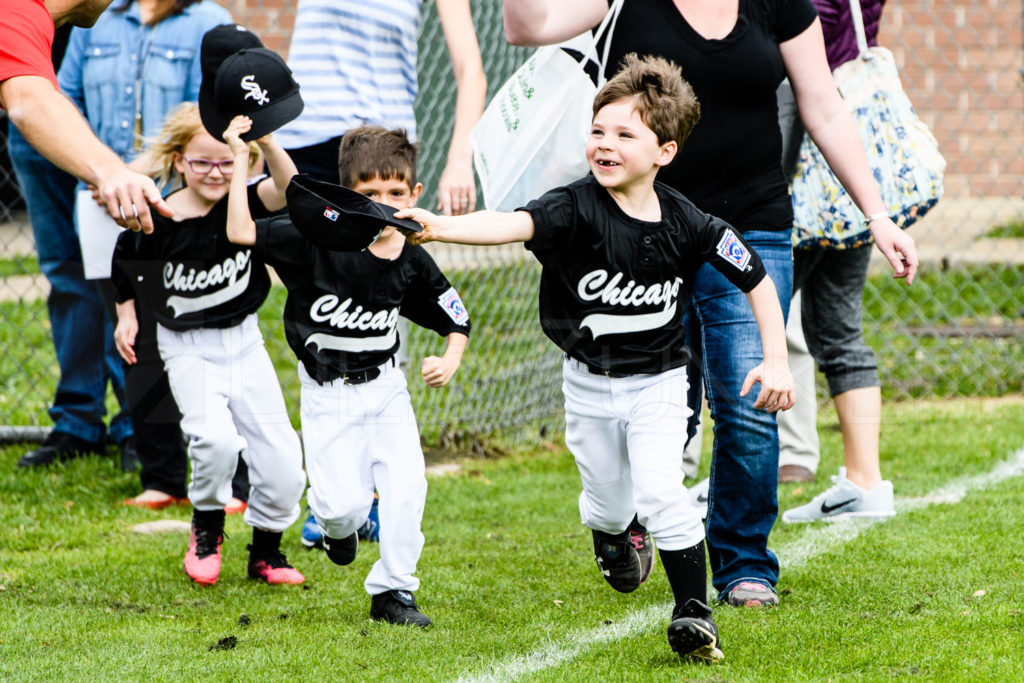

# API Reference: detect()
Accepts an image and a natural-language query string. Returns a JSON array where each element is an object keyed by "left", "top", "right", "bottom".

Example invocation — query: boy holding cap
[{"left": 226, "top": 126, "right": 471, "bottom": 628}]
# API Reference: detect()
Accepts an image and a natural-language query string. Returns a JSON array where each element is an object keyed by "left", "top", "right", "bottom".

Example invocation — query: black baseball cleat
[
  {"left": 322, "top": 532, "right": 358, "bottom": 566},
  {"left": 592, "top": 529, "right": 642, "bottom": 593},
  {"left": 626, "top": 519, "right": 655, "bottom": 585},
  {"left": 370, "top": 590, "right": 431, "bottom": 628},
  {"left": 17, "top": 431, "right": 105, "bottom": 468},
  {"left": 667, "top": 599, "right": 724, "bottom": 663}
]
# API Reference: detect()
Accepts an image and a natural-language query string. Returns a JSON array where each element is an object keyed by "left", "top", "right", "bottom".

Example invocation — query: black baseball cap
[
  {"left": 286, "top": 174, "right": 423, "bottom": 252},
  {"left": 198, "top": 24, "right": 263, "bottom": 137},
  {"left": 200, "top": 48, "right": 304, "bottom": 142}
]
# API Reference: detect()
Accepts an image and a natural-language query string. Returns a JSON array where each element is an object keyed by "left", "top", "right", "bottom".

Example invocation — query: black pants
[{"left": 285, "top": 135, "right": 344, "bottom": 183}]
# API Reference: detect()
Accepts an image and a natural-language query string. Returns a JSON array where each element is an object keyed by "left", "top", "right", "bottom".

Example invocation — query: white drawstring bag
[
  {"left": 471, "top": 0, "right": 624, "bottom": 212},
  {"left": 790, "top": 0, "right": 945, "bottom": 249}
]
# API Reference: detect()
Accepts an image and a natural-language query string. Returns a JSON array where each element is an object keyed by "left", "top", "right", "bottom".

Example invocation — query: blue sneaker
[
  {"left": 301, "top": 508, "right": 323, "bottom": 549},
  {"left": 357, "top": 492, "right": 380, "bottom": 542}
]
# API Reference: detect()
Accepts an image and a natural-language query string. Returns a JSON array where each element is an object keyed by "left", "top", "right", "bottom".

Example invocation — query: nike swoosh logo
[
  {"left": 821, "top": 498, "right": 858, "bottom": 514},
  {"left": 696, "top": 493, "right": 708, "bottom": 503}
]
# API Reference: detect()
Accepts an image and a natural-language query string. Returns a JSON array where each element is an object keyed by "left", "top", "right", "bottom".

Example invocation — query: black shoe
[
  {"left": 17, "top": 431, "right": 105, "bottom": 468},
  {"left": 370, "top": 590, "right": 431, "bottom": 628},
  {"left": 667, "top": 599, "right": 723, "bottom": 662},
  {"left": 118, "top": 436, "right": 140, "bottom": 473},
  {"left": 322, "top": 532, "right": 358, "bottom": 566},
  {"left": 592, "top": 529, "right": 642, "bottom": 593},
  {"left": 627, "top": 519, "right": 655, "bottom": 585}
]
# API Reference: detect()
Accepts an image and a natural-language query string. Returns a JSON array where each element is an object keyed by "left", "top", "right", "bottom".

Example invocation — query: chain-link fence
[{"left": 1, "top": 0, "right": 1021, "bottom": 448}]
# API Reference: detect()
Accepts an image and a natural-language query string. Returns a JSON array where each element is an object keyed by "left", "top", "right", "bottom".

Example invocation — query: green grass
[
  {"left": 984, "top": 219, "right": 1024, "bottom": 239},
  {"left": 2, "top": 397, "right": 1024, "bottom": 680},
  {"left": 0, "top": 256, "right": 40, "bottom": 278}
]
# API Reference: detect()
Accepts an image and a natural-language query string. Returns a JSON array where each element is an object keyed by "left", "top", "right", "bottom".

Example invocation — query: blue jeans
[
  {"left": 8, "top": 125, "right": 130, "bottom": 444},
  {"left": 684, "top": 229, "right": 793, "bottom": 597}
]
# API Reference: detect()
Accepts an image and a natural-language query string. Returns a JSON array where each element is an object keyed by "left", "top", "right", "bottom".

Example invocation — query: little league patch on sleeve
[
  {"left": 716, "top": 229, "right": 751, "bottom": 270},
  {"left": 438, "top": 287, "right": 469, "bottom": 325}
]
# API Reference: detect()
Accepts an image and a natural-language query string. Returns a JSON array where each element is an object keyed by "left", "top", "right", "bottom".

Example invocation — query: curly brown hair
[{"left": 593, "top": 53, "right": 701, "bottom": 148}]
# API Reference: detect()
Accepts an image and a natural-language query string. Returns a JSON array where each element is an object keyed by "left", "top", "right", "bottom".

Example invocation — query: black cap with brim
[
  {"left": 286, "top": 175, "right": 423, "bottom": 252},
  {"left": 198, "top": 25, "right": 263, "bottom": 140},
  {"left": 201, "top": 48, "right": 303, "bottom": 142}
]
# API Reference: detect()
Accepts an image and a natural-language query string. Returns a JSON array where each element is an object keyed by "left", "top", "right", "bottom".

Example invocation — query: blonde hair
[
  {"left": 593, "top": 53, "right": 701, "bottom": 147},
  {"left": 146, "top": 102, "right": 260, "bottom": 188}
]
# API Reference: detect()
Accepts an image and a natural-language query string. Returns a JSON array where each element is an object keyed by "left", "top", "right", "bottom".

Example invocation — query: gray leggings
[{"left": 793, "top": 245, "right": 880, "bottom": 397}]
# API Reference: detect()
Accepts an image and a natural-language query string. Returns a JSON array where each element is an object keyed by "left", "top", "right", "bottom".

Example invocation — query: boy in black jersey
[
  {"left": 398, "top": 55, "right": 795, "bottom": 661},
  {"left": 226, "top": 126, "right": 471, "bottom": 628}
]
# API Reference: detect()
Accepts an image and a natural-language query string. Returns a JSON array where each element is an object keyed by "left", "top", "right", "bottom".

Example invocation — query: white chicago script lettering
[
  {"left": 576, "top": 269, "right": 683, "bottom": 339},
  {"left": 305, "top": 294, "right": 399, "bottom": 352},
  {"left": 163, "top": 251, "right": 253, "bottom": 317}
]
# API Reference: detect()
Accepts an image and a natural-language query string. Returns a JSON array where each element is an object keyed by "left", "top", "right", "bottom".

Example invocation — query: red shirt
[{"left": 0, "top": 0, "right": 59, "bottom": 99}]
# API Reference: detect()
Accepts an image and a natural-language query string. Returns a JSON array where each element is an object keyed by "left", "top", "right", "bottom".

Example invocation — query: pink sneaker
[
  {"left": 184, "top": 523, "right": 223, "bottom": 586},
  {"left": 247, "top": 548, "right": 305, "bottom": 585},
  {"left": 725, "top": 581, "right": 779, "bottom": 608}
]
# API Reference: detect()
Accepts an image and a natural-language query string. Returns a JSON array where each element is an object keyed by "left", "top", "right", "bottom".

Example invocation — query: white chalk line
[{"left": 456, "top": 447, "right": 1024, "bottom": 683}]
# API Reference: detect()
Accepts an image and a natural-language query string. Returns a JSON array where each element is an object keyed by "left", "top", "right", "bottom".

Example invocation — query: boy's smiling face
[
  {"left": 351, "top": 174, "right": 423, "bottom": 238},
  {"left": 586, "top": 98, "right": 677, "bottom": 193}
]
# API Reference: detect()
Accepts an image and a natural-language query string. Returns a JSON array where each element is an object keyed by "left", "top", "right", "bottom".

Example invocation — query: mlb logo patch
[
  {"left": 438, "top": 287, "right": 469, "bottom": 325},
  {"left": 716, "top": 230, "right": 751, "bottom": 271},
  {"left": 324, "top": 206, "right": 340, "bottom": 221}
]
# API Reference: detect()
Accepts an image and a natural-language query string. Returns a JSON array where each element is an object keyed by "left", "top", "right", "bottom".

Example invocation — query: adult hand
[
  {"left": 436, "top": 157, "right": 476, "bottom": 216},
  {"left": 870, "top": 217, "right": 919, "bottom": 285},
  {"left": 98, "top": 167, "right": 173, "bottom": 233}
]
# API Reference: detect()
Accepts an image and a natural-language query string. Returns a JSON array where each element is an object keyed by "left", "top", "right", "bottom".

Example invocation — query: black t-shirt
[
  {"left": 522, "top": 176, "right": 766, "bottom": 374},
  {"left": 602, "top": 0, "right": 817, "bottom": 231},
  {"left": 252, "top": 215, "right": 472, "bottom": 382},
  {"left": 112, "top": 182, "right": 274, "bottom": 330}
]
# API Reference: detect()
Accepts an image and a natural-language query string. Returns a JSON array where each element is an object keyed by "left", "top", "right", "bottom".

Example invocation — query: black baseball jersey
[
  {"left": 112, "top": 182, "right": 274, "bottom": 330},
  {"left": 522, "top": 176, "right": 767, "bottom": 374},
  {"left": 252, "top": 215, "right": 471, "bottom": 382}
]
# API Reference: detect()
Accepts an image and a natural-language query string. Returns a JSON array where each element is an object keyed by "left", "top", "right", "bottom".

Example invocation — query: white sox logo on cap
[{"left": 240, "top": 75, "right": 269, "bottom": 106}]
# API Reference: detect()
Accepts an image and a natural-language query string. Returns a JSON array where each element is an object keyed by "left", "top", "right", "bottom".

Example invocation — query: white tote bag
[
  {"left": 471, "top": 0, "right": 623, "bottom": 212},
  {"left": 790, "top": 0, "right": 945, "bottom": 249}
]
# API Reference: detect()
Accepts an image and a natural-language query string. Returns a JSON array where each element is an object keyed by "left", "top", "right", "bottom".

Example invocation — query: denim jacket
[{"left": 57, "top": 1, "right": 232, "bottom": 161}]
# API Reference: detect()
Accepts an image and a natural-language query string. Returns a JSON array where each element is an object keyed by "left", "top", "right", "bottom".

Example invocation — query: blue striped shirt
[{"left": 277, "top": 0, "right": 422, "bottom": 149}]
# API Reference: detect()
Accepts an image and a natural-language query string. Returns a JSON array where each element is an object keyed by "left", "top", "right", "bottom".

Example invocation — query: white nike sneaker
[
  {"left": 688, "top": 477, "right": 710, "bottom": 520},
  {"left": 781, "top": 467, "right": 895, "bottom": 523}
]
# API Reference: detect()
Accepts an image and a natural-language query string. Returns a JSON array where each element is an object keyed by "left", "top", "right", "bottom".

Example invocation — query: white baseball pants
[
  {"left": 299, "top": 361, "right": 427, "bottom": 595},
  {"left": 157, "top": 315, "right": 305, "bottom": 531},
  {"left": 562, "top": 358, "right": 705, "bottom": 551}
]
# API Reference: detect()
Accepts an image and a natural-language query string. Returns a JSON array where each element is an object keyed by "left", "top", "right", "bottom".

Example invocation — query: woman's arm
[
  {"left": 255, "top": 132, "right": 298, "bottom": 212},
  {"left": 434, "top": 0, "right": 487, "bottom": 216},
  {"left": 395, "top": 207, "right": 536, "bottom": 245},
  {"left": 781, "top": 19, "right": 918, "bottom": 284},
  {"left": 502, "top": 0, "right": 608, "bottom": 46}
]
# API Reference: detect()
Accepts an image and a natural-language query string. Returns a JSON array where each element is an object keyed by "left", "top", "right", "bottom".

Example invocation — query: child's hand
[
  {"left": 740, "top": 361, "right": 795, "bottom": 413},
  {"left": 393, "top": 207, "right": 443, "bottom": 245},
  {"left": 421, "top": 354, "right": 459, "bottom": 388},
  {"left": 114, "top": 315, "right": 139, "bottom": 365},
  {"left": 222, "top": 116, "right": 253, "bottom": 156},
  {"left": 255, "top": 131, "right": 276, "bottom": 149}
]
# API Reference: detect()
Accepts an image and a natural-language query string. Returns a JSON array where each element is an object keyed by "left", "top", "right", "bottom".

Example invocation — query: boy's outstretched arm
[
  {"left": 739, "top": 276, "right": 795, "bottom": 413},
  {"left": 395, "top": 208, "right": 535, "bottom": 245},
  {"left": 422, "top": 332, "right": 468, "bottom": 388},
  {"left": 224, "top": 116, "right": 258, "bottom": 246}
]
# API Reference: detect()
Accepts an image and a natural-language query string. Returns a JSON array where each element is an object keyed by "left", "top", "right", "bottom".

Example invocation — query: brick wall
[{"left": 224, "top": 0, "right": 1024, "bottom": 199}]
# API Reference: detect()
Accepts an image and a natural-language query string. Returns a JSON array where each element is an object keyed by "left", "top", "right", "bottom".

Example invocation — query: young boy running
[
  {"left": 398, "top": 54, "right": 795, "bottom": 661},
  {"left": 226, "top": 126, "right": 470, "bottom": 627}
]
